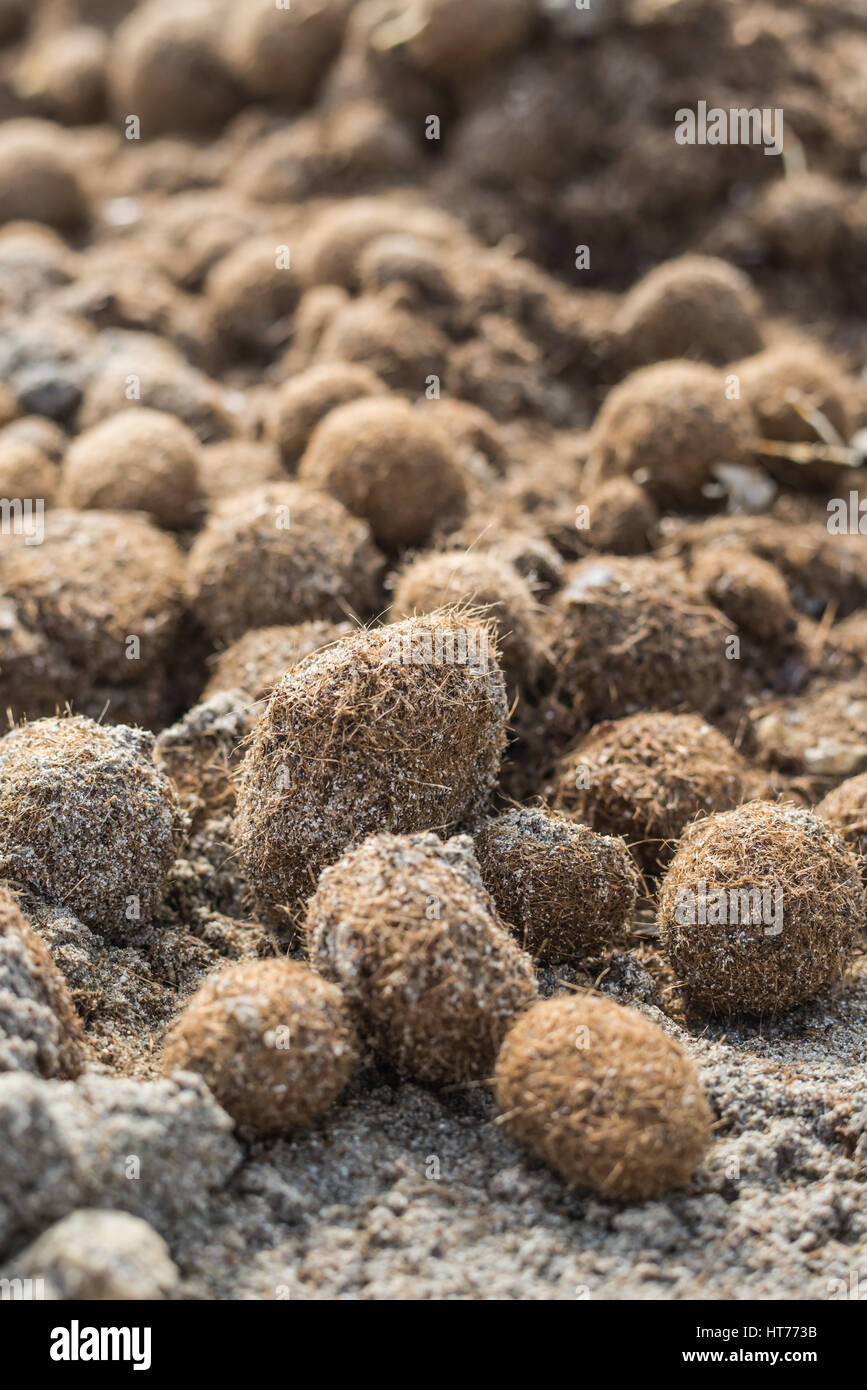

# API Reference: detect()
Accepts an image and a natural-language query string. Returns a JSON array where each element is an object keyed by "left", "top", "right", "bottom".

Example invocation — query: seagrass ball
[
  {"left": 162, "top": 959, "right": 359, "bottom": 1136},
  {"left": 473, "top": 807, "right": 640, "bottom": 962},
  {"left": 494, "top": 993, "right": 713, "bottom": 1199},
  {"left": 0, "top": 120, "right": 87, "bottom": 230},
  {"left": 204, "top": 621, "right": 352, "bottom": 702},
  {"left": 306, "top": 831, "right": 537, "bottom": 1084},
  {"left": 267, "top": 362, "right": 383, "bottom": 468},
  {"left": 61, "top": 408, "right": 202, "bottom": 530},
  {"left": 0, "top": 884, "right": 86, "bottom": 1079},
  {"left": 815, "top": 773, "right": 867, "bottom": 880},
  {"left": 613, "top": 255, "right": 763, "bottom": 367},
  {"left": 658, "top": 801, "right": 864, "bottom": 1015}
]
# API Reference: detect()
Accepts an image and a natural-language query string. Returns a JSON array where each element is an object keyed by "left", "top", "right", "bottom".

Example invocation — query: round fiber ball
[
  {"left": 613, "top": 255, "right": 763, "bottom": 368},
  {"left": 306, "top": 831, "right": 536, "bottom": 1084},
  {"left": 315, "top": 295, "right": 450, "bottom": 393},
  {"left": 552, "top": 712, "right": 747, "bottom": 874},
  {"left": 494, "top": 994, "right": 713, "bottom": 1199},
  {"left": 390, "top": 549, "right": 542, "bottom": 689},
  {"left": 204, "top": 620, "right": 352, "bottom": 702},
  {"left": 757, "top": 173, "right": 847, "bottom": 267},
  {"left": 206, "top": 236, "right": 300, "bottom": 359},
  {"left": 815, "top": 773, "right": 867, "bottom": 878},
  {"left": 395, "top": 0, "right": 537, "bottom": 84},
  {"left": 61, "top": 408, "right": 202, "bottom": 530},
  {"left": 584, "top": 478, "right": 658, "bottom": 555},
  {"left": 267, "top": 362, "right": 383, "bottom": 469},
  {"left": 0, "top": 716, "right": 185, "bottom": 941},
  {"left": 14, "top": 26, "right": 109, "bottom": 126},
  {"left": 736, "top": 343, "right": 851, "bottom": 445},
  {"left": 0, "top": 884, "right": 86, "bottom": 1079},
  {"left": 547, "top": 558, "right": 731, "bottom": 729},
  {"left": 234, "top": 610, "right": 508, "bottom": 915},
  {"left": 586, "top": 361, "right": 757, "bottom": 510},
  {"left": 0, "top": 121, "right": 87, "bottom": 230},
  {"left": 0, "top": 415, "right": 67, "bottom": 463},
  {"left": 197, "top": 440, "right": 284, "bottom": 502},
  {"left": 110, "top": 0, "right": 243, "bottom": 137},
  {"left": 162, "top": 959, "right": 359, "bottom": 1136},
  {"left": 186, "top": 482, "right": 383, "bottom": 645},
  {"left": 473, "top": 807, "right": 639, "bottom": 962},
  {"left": 298, "top": 396, "right": 467, "bottom": 550},
  {"left": 226, "top": 0, "right": 349, "bottom": 105},
  {"left": 0, "top": 439, "right": 59, "bottom": 504},
  {"left": 690, "top": 547, "right": 796, "bottom": 641},
  {"left": 658, "top": 801, "right": 864, "bottom": 1016},
  {"left": 154, "top": 691, "right": 253, "bottom": 831}
]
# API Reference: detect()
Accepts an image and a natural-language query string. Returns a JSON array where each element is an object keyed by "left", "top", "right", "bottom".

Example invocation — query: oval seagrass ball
[
  {"left": 658, "top": 801, "right": 864, "bottom": 1016},
  {"left": 161, "top": 959, "right": 359, "bottom": 1137},
  {"left": 0, "top": 715, "right": 185, "bottom": 941},
  {"left": 306, "top": 831, "right": 537, "bottom": 1085},
  {"left": 494, "top": 993, "right": 713, "bottom": 1200},
  {"left": 234, "top": 609, "right": 508, "bottom": 917}
]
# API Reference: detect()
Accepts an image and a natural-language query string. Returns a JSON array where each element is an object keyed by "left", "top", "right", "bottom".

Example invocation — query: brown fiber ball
[
  {"left": 162, "top": 959, "right": 359, "bottom": 1136},
  {"left": 552, "top": 713, "right": 747, "bottom": 874},
  {"left": 390, "top": 549, "right": 542, "bottom": 688},
  {"left": 735, "top": 342, "right": 854, "bottom": 489},
  {"left": 473, "top": 807, "right": 639, "bottom": 962},
  {"left": 690, "top": 547, "right": 796, "bottom": 641},
  {"left": 395, "top": 0, "right": 537, "bottom": 84},
  {"left": 0, "top": 716, "right": 185, "bottom": 941},
  {"left": 0, "top": 439, "right": 58, "bottom": 504},
  {"left": 0, "top": 415, "right": 67, "bottom": 463},
  {"left": 547, "top": 558, "right": 731, "bottom": 730},
  {"left": 0, "top": 885, "right": 86, "bottom": 1079},
  {"left": 586, "top": 361, "right": 757, "bottom": 510},
  {"left": 815, "top": 773, "right": 867, "bottom": 879},
  {"left": 61, "top": 408, "right": 202, "bottom": 530},
  {"left": 613, "top": 255, "right": 763, "bottom": 368},
  {"left": 315, "top": 295, "right": 450, "bottom": 393},
  {"left": 494, "top": 994, "right": 713, "bottom": 1199},
  {"left": 299, "top": 396, "right": 467, "bottom": 550},
  {"left": 14, "top": 26, "right": 109, "bottom": 126},
  {"left": 204, "top": 621, "right": 352, "bottom": 702},
  {"left": 0, "top": 509, "right": 186, "bottom": 725},
  {"left": 187, "top": 483, "right": 383, "bottom": 645},
  {"left": 300, "top": 199, "right": 459, "bottom": 292},
  {"left": 234, "top": 611, "right": 508, "bottom": 917},
  {"left": 206, "top": 237, "right": 300, "bottom": 359},
  {"left": 154, "top": 691, "right": 253, "bottom": 831},
  {"left": 306, "top": 831, "right": 536, "bottom": 1084},
  {"left": 267, "top": 362, "right": 383, "bottom": 468},
  {"left": 0, "top": 121, "right": 87, "bottom": 230},
  {"left": 583, "top": 478, "right": 658, "bottom": 555},
  {"left": 658, "top": 802, "right": 864, "bottom": 1016},
  {"left": 110, "top": 0, "right": 243, "bottom": 137},
  {"left": 226, "top": 0, "right": 349, "bottom": 105},
  {"left": 196, "top": 440, "right": 284, "bottom": 502}
]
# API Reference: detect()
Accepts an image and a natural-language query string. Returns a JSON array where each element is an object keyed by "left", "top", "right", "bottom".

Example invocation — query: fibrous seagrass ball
[
  {"left": 0, "top": 509, "right": 186, "bottom": 725},
  {"left": 154, "top": 691, "right": 253, "bottom": 831},
  {"left": 552, "top": 712, "right": 747, "bottom": 874},
  {"left": 267, "top": 362, "right": 383, "bottom": 468},
  {"left": 735, "top": 342, "right": 853, "bottom": 489},
  {"left": 395, "top": 0, "right": 537, "bottom": 84},
  {"left": 162, "top": 959, "right": 359, "bottom": 1136},
  {"left": 0, "top": 716, "right": 185, "bottom": 941},
  {"left": 547, "top": 558, "right": 731, "bottom": 730},
  {"left": 390, "top": 549, "right": 542, "bottom": 688},
  {"left": 206, "top": 236, "right": 300, "bottom": 359},
  {"left": 234, "top": 610, "right": 508, "bottom": 915},
  {"left": 584, "top": 477, "right": 657, "bottom": 555},
  {"left": 14, "top": 26, "right": 109, "bottom": 126},
  {"left": 315, "top": 295, "right": 450, "bottom": 393},
  {"left": 586, "top": 360, "right": 756, "bottom": 509},
  {"left": 690, "top": 546, "right": 796, "bottom": 641},
  {"left": 0, "top": 415, "right": 66, "bottom": 464},
  {"left": 186, "top": 483, "right": 383, "bottom": 645},
  {"left": 299, "top": 396, "right": 467, "bottom": 550},
  {"left": 815, "top": 773, "right": 867, "bottom": 879},
  {"left": 0, "top": 120, "right": 87, "bottom": 230},
  {"left": 613, "top": 255, "right": 763, "bottom": 368},
  {"left": 658, "top": 801, "right": 864, "bottom": 1016},
  {"left": 204, "top": 620, "right": 352, "bottom": 702},
  {"left": 0, "top": 438, "right": 58, "bottom": 504},
  {"left": 61, "top": 408, "right": 202, "bottom": 530},
  {"left": 473, "top": 807, "right": 639, "bottom": 962},
  {"left": 110, "top": 0, "right": 243, "bottom": 137},
  {"left": 226, "top": 0, "right": 349, "bottom": 105},
  {"left": 0, "top": 884, "right": 86, "bottom": 1079},
  {"left": 306, "top": 831, "right": 536, "bottom": 1084},
  {"left": 197, "top": 440, "right": 284, "bottom": 502},
  {"left": 494, "top": 994, "right": 713, "bottom": 1199}
]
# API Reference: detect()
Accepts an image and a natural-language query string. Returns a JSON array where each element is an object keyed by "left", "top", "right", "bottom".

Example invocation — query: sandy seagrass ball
[
  {"left": 161, "top": 958, "right": 360, "bottom": 1136},
  {"left": 495, "top": 993, "right": 713, "bottom": 1199},
  {"left": 658, "top": 801, "right": 864, "bottom": 1016},
  {"left": 306, "top": 831, "right": 537, "bottom": 1084}
]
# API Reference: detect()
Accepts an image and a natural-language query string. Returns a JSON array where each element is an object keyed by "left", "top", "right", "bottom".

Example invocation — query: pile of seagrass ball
[{"left": 0, "top": 0, "right": 866, "bottom": 1210}]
